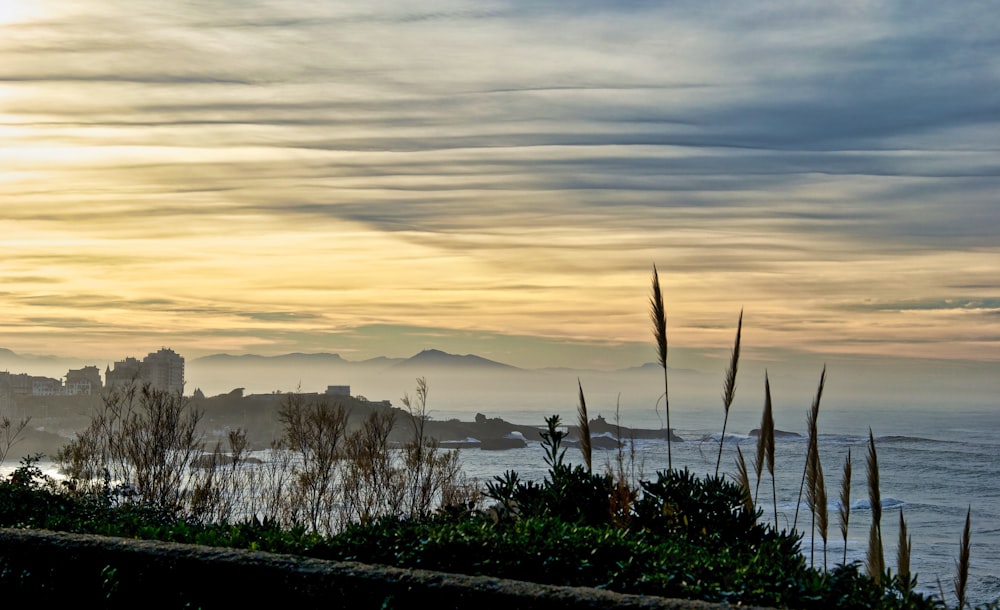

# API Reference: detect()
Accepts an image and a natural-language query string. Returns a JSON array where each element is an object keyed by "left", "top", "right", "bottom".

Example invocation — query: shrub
[{"left": 57, "top": 382, "right": 204, "bottom": 514}]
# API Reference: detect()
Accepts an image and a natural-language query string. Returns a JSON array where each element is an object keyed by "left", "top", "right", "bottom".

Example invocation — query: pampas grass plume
[
  {"left": 955, "top": 507, "right": 971, "bottom": 610},
  {"left": 866, "top": 429, "right": 884, "bottom": 583},
  {"left": 758, "top": 373, "right": 777, "bottom": 526},
  {"left": 898, "top": 508, "right": 911, "bottom": 583},
  {"left": 577, "top": 378, "right": 592, "bottom": 473},
  {"left": 650, "top": 265, "right": 672, "bottom": 470},
  {"left": 839, "top": 449, "right": 852, "bottom": 566},
  {"left": 716, "top": 309, "right": 743, "bottom": 475},
  {"left": 733, "top": 445, "right": 755, "bottom": 518},
  {"left": 794, "top": 365, "right": 826, "bottom": 530}
]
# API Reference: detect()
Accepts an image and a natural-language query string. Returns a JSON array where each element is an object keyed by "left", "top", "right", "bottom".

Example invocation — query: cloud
[
  {"left": 846, "top": 298, "right": 1000, "bottom": 313},
  {"left": 1, "top": 0, "right": 998, "bottom": 370}
]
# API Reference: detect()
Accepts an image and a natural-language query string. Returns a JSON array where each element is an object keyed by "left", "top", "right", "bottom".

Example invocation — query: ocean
[
  {"left": 446, "top": 404, "right": 1000, "bottom": 608},
  {"left": 4, "top": 403, "right": 997, "bottom": 606}
]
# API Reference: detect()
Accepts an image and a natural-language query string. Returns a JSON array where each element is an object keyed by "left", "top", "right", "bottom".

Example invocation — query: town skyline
[
  {"left": 3, "top": 341, "right": 997, "bottom": 418},
  {"left": 1, "top": 346, "right": 185, "bottom": 398}
]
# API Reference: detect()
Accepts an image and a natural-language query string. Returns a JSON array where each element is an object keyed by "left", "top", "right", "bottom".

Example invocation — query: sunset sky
[{"left": 2, "top": 2, "right": 998, "bottom": 385}]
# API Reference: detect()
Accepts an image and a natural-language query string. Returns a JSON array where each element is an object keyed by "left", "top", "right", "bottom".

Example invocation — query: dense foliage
[{"left": 0, "top": 419, "right": 953, "bottom": 610}]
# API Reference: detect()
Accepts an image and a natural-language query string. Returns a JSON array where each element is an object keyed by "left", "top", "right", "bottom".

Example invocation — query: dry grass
[
  {"left": 577, "top": 378, "right": 592, "bottom": 473},
  {"left": 604, "top": 398, "right": 641, "bottom": 528},
  {"left": 733, "top": 445, "right": 755, "bottom": 517},
  {"left": 794, "top": 366, "right": 826, "bottom": 530},
  {"left": 868, "top": 524, "right": 885, "bottom": 585},
  {"left": 866, "top": 429, "right": 885, "bottom": 583},
  {"left": 898, "top": 508, "right": 912, "bottom": 583},
  {"left": 810, "top": 442, "right": 829, "bottom": 570},
  {"left": 755, "top": 373, "right": 777, "bottom": 526},
  {"left": 839, "top": 448, "right": 852, "bottom": 566},
  {"left": 649, "top": 265, "right": 671, "bottom": 470},
  {"left": 715, "top": 309, "right": 743, "bottom": 476},
  {"left": 955, "top": 507, "right": 971, "bottom": 610}
]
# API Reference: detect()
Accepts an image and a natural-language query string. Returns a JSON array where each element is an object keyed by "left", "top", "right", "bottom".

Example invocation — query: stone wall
[{"left": 0, "top": 528, "right": 773, "bottom": 609}]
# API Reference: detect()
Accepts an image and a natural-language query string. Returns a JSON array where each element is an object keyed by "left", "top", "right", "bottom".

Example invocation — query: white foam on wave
[{"left": 850, "top": 497, "right": 906, "bottom": 511}]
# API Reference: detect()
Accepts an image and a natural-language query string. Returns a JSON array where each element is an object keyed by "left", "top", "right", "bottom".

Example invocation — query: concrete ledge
[{"left": 0, "top": 527, "right": 773, "bottom": 609}]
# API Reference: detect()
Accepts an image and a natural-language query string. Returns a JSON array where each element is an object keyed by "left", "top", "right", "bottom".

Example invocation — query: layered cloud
[{"left": 1, "top": 1, "right": 998, "bottom": 370}]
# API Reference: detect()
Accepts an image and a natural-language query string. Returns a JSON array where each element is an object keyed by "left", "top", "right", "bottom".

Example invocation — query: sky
[{"left": 2, "top": 1, "right": 999, "bottom": 395}]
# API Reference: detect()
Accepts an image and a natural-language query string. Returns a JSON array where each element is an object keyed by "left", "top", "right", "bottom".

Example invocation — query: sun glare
[{"left": 0, "top": 1, "right": 51, "bottom": 25}]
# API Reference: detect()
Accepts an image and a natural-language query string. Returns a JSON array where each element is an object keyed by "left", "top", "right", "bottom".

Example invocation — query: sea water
[
  {"left": 448, "top": 404, "right": 1000, "bottom": 607},
  {"left": 4, "top": 405, "right": 996, "bottom": 606}
]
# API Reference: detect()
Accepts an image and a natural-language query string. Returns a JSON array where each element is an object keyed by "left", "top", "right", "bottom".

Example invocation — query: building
[
  {"left": 325, "top": 385, "right": 351, "bottom": 397},
  {"left": 1, "top": 366, "right": 105, "bottom": 397},
  {"left": 142, "top": 348, "right": 185, "bottom": 395},
  {"left": 105, "top": 357, "right": 142, "bottom": 390},
  {"left": 31, "top": 377, "right": 63, "bottom": 396},
  {"left": 0, "top": 372, "right": 35, "bottom": 397},
  {"left": 65, "top": 366, "right": 103, "bottom": 395},
  {"left": 105, "top": 348, "right": 185, "bottom": 395}
]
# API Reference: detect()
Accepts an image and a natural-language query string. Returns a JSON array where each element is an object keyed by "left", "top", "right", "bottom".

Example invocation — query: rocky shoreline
[
  {"left": 430, "top": 413, "right": 682, "bottom": 450},
  {"left": 4, "top": 393, "right": 687, "bottom": 461}
]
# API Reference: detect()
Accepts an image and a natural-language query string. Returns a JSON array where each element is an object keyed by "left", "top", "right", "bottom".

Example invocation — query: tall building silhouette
[
  {"left": 105, "top": 348, "right": 185, "bottom": 394},
  {"left": 142, "top": 348, "right": 185, "bottom": 394}
]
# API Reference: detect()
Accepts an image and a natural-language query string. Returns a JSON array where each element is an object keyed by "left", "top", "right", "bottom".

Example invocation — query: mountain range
[{"left": 194, "top": 348, "right": 522, "bottom": 371}]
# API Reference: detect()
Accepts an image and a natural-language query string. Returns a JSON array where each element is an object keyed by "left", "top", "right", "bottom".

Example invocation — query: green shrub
[{"left": 484, "top": 415, "right": 618, "bottom": 527}]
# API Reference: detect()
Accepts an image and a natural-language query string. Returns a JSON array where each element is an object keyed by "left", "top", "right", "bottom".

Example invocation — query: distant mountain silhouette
[
  {"left": 392, "top": 349, "right": 519, "bottom": 371},
  {"left": 194, "top": 353, "right": 413, "bottom": 371},
  {"left": 355, "top": 356, "right": 406, "bottom": 367},
  {"left": 195, "top": 350, "right": 524, "bottom": 371},
  {"left": 618, "top": 362, "right": 700, "bottom": 374},
  {"left": 0, "top": 347, "right": 82, "bottom": 373},
  {"left": 620, "top": 362, "right": 662, "bottom": 373},
  {"left": 196, "top": 352, "right": 347, "bottom": 364},
  {"left": 537, "top": 365, "right": 598, "bottom": 374}
]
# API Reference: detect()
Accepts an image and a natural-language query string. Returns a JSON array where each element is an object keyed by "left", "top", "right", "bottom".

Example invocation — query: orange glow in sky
[{"left": 1, "top": 2, "right": 998, "bottom": 383}]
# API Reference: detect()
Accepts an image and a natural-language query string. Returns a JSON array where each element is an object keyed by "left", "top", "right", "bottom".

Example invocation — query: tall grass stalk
[
  {"left": 898, "top": 508, "right": 911, "bottom": 583},
  {"left": 715, "top": 309, "right": 743, "bottom": 476},
  {"left": 733, "top": 445, "right": 755, "bottom": 517},
  {"left": 868, "top": 524, "right": 885, "bottom": 586},
  {"left": 955, "top": 507, "right": 971, "bottom": 610},
  {"left": 839, "top": 449, "right": 852, "bottom": 566},
  {"left": 650, "top": 265, "right": 671, "bottom": 470},
  {"left": 809, "top": 441, "right": 829, "bottom": 570},
  {"left": 754, "top": 373, "right": 777, "bottom": 526},
  {"left": 866, "top": 429, "right": 885, "bottom": 583},
  {"left": 577, "top": 378, "right": 592, "bottom": 473},
  {"left": 804, "top": 399, "right": 827, "bottom": 569},
  {"left": 794, "top": 365, "right": 826, "bottom": 530}
]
